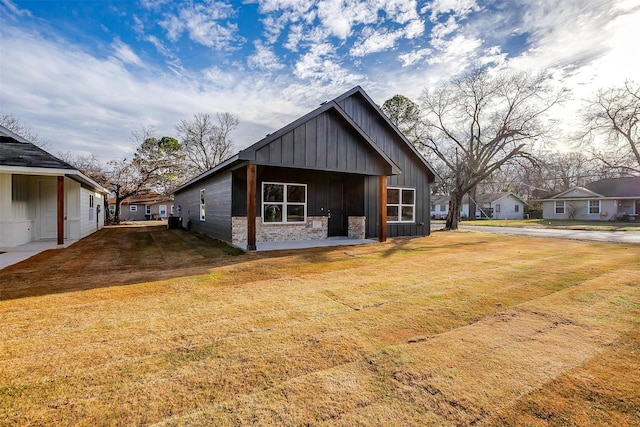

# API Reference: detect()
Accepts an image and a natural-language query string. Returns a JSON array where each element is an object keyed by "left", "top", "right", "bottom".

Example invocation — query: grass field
[{"left": 1, "top": 225, "right": 639, "bottom": 426}]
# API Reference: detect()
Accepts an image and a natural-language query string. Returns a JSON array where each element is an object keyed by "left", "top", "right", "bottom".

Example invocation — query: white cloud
[
  {"left": 294, "top": 43, "right": 362, "bottom": 85},
  {"left": 0, "top": 0, "right": 31, "bottom": 17},
  {"left": 247, "top": 40, "right": 284, "bottom": 70},
  {"left": 398, "top": 47, "right": 432, "bottom": 66},
  {"left": 111, "top": 38, "right": 144, "bottom": 66},
  {"left": 159, "top": 1, "right": 241, "bottom": 50},
  {"left": 424, "top": 0, "right": 479, "bottom": 21}
]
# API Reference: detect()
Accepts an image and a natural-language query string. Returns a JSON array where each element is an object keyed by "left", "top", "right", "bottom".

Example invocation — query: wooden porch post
[
  {"left": 246, "top": 164, "right": 257, "bottom": 251},
  {"left": 57, "top": 176, "right": 64, "bottom": 245},
  {"left": 379, "top": 175, "right": 387, "bottom": 242}
]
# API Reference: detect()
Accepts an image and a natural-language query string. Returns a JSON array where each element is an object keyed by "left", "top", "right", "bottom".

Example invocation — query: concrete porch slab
[
  {"left": 251, "top": 237, "right": 378, "bottom": 252},
  {"left": 0, "top": 239, "right": 78, "bottom": 270}
]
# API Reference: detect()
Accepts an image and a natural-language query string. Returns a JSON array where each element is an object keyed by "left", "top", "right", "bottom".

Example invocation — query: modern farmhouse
[{"left": 173, "top": 86, "right": 437, "bottom": 250}]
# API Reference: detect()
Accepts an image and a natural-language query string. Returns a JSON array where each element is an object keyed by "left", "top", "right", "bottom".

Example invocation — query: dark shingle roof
[
  {"left": 0, "top": 137, "right": 75, "bottom": 170},
  {"left": 585, "top": 177, "right": 640, "bottom": 197}
]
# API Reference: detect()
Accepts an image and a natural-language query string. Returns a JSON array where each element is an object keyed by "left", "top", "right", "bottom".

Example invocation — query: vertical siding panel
[
  {"left": 269, "top": 137, "right": 282, "bottom": 164},
  {"left": 312, "top": 115, "right": 323, "bottom": 167},
  {"left": 314, "top": 121, "right": 330, "bottom": 168},
  {"left": 281, "top": 132, "right": 294, "bottom": 165},
  {"left": 256, "top": 146, "right": 269, "bottom": 163},
  {"left": 337, "top": 129, "right": 348, "bottom": 170},
  {"left": 294, "top": 124, "right": 307, "bottom": 166}
]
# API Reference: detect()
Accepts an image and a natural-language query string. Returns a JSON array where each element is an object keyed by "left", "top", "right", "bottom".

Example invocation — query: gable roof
[
  {"left": 333, "top": 86, "right": 437, "bottom": 180},
  {"left": 237, "top": 98, "right": 402, "bottom": 175},
  {"left": 539, "top": 176, "right": 640, "bottom": 201},
  {"left": 0, "top": 125, "right": 108, "bottom": 194},
  {"left": 0, "top": 133, "right": 75, "bottom": 170},
  {"left": 585, "top": 177, "right": 640, "bottom": 197},
  {"left": 174, "top": 86, "right": 436, "bottom": 193}
]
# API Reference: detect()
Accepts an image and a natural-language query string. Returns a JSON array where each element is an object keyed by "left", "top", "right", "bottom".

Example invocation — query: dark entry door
[{"left": 327, "top": 181, "right": 345, "bottom": 236}]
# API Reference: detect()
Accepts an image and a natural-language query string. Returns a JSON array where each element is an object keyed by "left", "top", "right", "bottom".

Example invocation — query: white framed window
[
  {"left": 555, "top": 201, "right": 565, "bottom": 214},
  {"left": 200, "top": 189, "right": 206, "bottom": 221},
  {"left": 387, "top": 187, "right": 415, "bottom": 223},
  {"left": 130, "top": 205, "right": 138, "bottom": 212},
  {"left": 108, "top": 205, "right": 115, "bottom": 216},
  {"left": 514, "top": 204, "right": 520, "bottom": 213},
  {"left": 588, "top": 200, "right": 600, "bottom": 214},
  {"left": 170, "top": 205, "right": 175, "bottom": 215},
  {"left": 439, "top": 204, "right": 446, "bottom": 212},
  {"left": 262, "top": 182, "right": 307, "bottom": 223},
  {"left": 145, "top": 205, "right": 151, "bottom": 215},
  {"left": 89, "top": 195, "right": 94, "bottom": 221},
  {"left": 159, "top": 205, "right": 167, "bottom": 217}
]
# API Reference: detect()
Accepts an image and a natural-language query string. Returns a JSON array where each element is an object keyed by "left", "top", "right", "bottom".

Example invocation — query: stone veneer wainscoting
[{"left": 232, "top": 216, "right": 328, "bottom": 245}]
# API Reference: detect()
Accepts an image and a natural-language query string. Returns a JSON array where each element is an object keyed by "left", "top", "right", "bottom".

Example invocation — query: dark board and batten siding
[
  {"left": 253, "top": 110, "right": 389, "bottom": 176},
  {"left": 339, "top": 94, "right": 433, "bottom": 239},
  {"left": 174, "top": 171, "right": 233, "bottom": 242}
]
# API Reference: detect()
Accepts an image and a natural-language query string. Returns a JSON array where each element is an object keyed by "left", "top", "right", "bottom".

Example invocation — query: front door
[
  {"left": 327, "top": 181, "right": 345, "bottom": 236},
  {"left": 39, "top": 180, "right": 57, "bottom": 239}
]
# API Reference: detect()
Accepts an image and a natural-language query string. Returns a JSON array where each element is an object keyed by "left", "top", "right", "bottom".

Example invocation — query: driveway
[{"left": 460, "top": 225, "right": 640, "bottom": 244}]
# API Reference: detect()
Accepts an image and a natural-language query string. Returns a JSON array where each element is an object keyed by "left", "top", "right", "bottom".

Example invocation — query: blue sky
[{"left": 1, "top": 0, "right": 639, "bottom": 162}]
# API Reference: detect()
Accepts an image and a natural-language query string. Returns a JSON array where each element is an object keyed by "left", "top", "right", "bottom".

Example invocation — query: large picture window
[
  {"left": 588, "top": 200, "right": 600, "bottom": 214},
  {"left": 555, "top": 200, "right": 565, "bottom": 214},
  {"left": 387, "top": 187, "right": 415, "bottom": 223},
  {"left": 262, "top": 182, "right": 307, "bottom": 223}
]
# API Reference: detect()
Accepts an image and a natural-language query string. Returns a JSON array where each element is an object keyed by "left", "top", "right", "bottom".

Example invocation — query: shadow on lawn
[{"left": 0, "top": 225, "right": 257, "bottom": 301}]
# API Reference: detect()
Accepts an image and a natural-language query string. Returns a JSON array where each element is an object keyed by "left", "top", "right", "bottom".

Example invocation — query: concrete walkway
[
  {"left": 459, "top": 225, "right": 640, "bottom": 244},
  {"left": 0, "top": 240, "right": 78, "bottom": 270}
]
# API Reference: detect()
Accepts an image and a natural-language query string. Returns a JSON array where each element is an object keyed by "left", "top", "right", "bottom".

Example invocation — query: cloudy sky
[{"left": 1, "top": 0, "right": 639, "bottom": 163}]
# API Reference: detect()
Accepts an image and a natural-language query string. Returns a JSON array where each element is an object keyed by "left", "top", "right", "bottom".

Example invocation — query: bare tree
[
  {"left": 176, "top": 112, "right": 238, "bottom": 177},
  {"left": 0, "top": 112, "right": 47, "bottom": 148},
  {"left": 419, "top": 69, "right": 563, "bottom": 229},
  {"left": 106, "top": 158, "right": 144, "bottom": 224},
  {"left": 582, "top": 80, "right": 640, "bottom": 175},
  {"left": 58, "top": 152, "right": 108, "bottom": 184}
]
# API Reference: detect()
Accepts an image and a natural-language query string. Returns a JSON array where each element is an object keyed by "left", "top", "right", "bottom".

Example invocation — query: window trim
[
  {"left": 588, "top": 199, "right": 600, "bottom": 214},
  {"left": 555, "top": 200, "right": 565, "bottom": 214},
  {"left": 261, "top": 182, "right": 307, "bottom": 224},
  {"left": 387, "top": 187, "right": 416, "bottom": 223},
  {"left": 130, "top": 205, "right": 138, "bottom": 212},
  {"left": 145, "top": 204, "right": 151, "bottom": 215},
  {"left": 200, "top": 189, "right": 206, "bottom": 221}
]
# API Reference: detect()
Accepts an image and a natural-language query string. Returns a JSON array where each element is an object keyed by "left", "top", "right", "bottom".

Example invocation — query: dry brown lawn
[{"left": 0, "top": 225, "right": 638, "bottom": 426}]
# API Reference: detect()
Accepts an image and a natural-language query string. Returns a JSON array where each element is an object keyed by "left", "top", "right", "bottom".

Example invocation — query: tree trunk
[
  {"left": 114, "top": 196, "right": 122, "bottom": 224},
  {"left": 467, "top": 186, "right": 477, "bottom": 222},
  {"left": 445, "top": 190, "right": 463, "bottom": 230}
]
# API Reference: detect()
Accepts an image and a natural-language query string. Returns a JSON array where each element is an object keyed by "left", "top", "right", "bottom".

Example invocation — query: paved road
[{"left": 459, "top": 225, "right": 640, "bottom": 244}]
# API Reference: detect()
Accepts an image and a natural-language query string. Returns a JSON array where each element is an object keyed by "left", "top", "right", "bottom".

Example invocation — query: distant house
[
  {"left": 539, "top": 177, "right": 640, "bottom": 221},
  {"left": 430, "top": 192, "right": 526, "bottom": 220},
  {"left": 173, "top": 86, "right": 437, "bottom": 250},
  {"left": 0, "top": 125, "right": 108, "bottom": 247},
  {"left": 430, "top": 195, "right": 450, "bottom": 219},
  {"left": 109, "top": 192, "right": 174, "bottom": 221}
]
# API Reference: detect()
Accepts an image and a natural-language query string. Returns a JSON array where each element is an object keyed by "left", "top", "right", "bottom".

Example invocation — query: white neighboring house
[
  {"left": 431, "top": 192, "right": 526, "bottom": 220},
  {"left": 0, "top": 125, "right": 109, "bottom": 247},
  {"left": 539, "top": 177, "right": 640, "bottom": 221}
]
